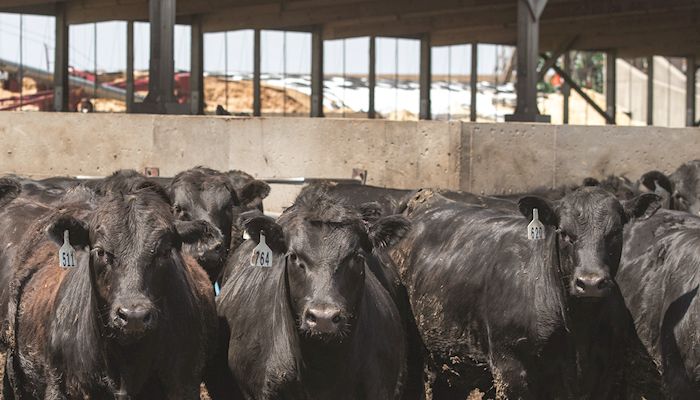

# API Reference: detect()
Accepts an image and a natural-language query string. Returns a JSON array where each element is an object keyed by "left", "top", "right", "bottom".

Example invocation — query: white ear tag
[
  {"left": 58, "top": 230, "right": 77, "bottom": 268},
  {"left": 527, "top": 209, "right": 545, "bottom": 241},
  {"left": 250, "top": 231, "right": 273, "bottom": 268}
]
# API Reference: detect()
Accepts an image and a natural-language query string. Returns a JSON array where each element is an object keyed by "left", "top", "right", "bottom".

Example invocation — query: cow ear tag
[
  {"left": 527, "top": 209, "right": 545, "bottom": 240},
  {"left": 251, "top": 231, "right": 273, "bottom": 268},
  {"left": 58, "top": 230, "right": 77, "bottom": 268}
]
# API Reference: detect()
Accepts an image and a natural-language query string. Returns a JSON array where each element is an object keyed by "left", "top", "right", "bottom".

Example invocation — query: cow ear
[
  {"left": 518, "top": 196, "right": 559, "bottom": 227},
  {"left": 639, "top": 171, "right": 673, "bottom": 194},
  {"left": 582, "top": 177, "right": 600, "bottom": 187},
  {"left": 238, "top": 180, "right": 271, "bottom": 207},
  {"left": 46, "top": 215, "right": 90, "bottom": 248},
  {"left": 368, "top": 215, "right": 411, "bottom": 249},
  {"left": 175, "top": 220, "right": 219, "bottom": 244},
  {"left": 359, "top": 201, "right": 383, "bottom": 223},
  {"left": 0, "top": 177, "right": 21, "bottom": 207},
  {"left": 244, "top": 215, "right": 286, "bottom": 253},
  {"left": 622, "top": 193, "right": 662, "bottom": 222}
]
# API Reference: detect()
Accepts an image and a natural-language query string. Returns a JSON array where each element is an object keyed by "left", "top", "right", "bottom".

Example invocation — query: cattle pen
[{"left": 1, "top": 0, "right": 700, "bottom": 399}]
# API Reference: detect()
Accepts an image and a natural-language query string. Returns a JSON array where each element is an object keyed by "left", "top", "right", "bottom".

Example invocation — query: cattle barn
[{"left": 0, "top": 0, "right": 699, "bottom": 399}]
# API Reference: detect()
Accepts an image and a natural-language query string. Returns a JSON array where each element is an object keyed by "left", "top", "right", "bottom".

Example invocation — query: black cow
[
  {"left": 169, "top": 167, "right": 270, "bottom": 281},
  {"left": 669, "top": 160, "right": 700, "bottom": 215},
  {"left": 389, "top": 187, "right": 661, "bottom": 399},
  {"left": 617, "top": 209, "right": 700, "bottom": 399},
  {"left": 10, "top": 176, "right": 79, "bottom": 205},
  {"left": 208, "top": 189, "right": 410, "bottom": 400},
  {"left": 225, "top": 169, "right": 271, "bottom": 213},
  {"left": 306, "top": 182, "right": 516, "bottom": 216},
  {"left": 0, "top": 183, "right": 97, "bottom": 344},
  {"left": 3, "top": 187, "right": 218, "bottom": 399}
]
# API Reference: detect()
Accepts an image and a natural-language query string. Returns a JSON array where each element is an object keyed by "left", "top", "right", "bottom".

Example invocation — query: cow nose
[
  {"left": 304, "top": 307, "right": 343, "bottom": 333},
  {"left": 115, "top": 305, "right": 156, "bottom": 332},
  {"left": 574, "top": 275, "right": 611, "bottom": 298}
]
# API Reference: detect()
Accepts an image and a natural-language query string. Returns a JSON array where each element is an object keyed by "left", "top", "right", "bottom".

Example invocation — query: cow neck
[
  {"left": 86, "top": 261, "right": 153, "bottom": 399},
  {"left": 282, "top": 264, "right": 354, "bottom": 386}
]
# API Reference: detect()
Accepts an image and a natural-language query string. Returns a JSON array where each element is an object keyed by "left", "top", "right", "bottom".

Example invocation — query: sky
[{"left": 0, "top": 13, "right": 509, "bottom": 77}]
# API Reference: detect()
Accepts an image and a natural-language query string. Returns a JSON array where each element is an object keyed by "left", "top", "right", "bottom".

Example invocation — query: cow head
[
  {"left": 637, "top": 170, "right": 673, "bottom": 209},
  {"left": 519, "top": 187, "right": 661, "bottom": 299},
  {"left": 669, "top": 161, "right": 700, "bottom": 215},
  {"left": 244, "top": 192, "right": 409, "bottom": 343},
  {"left": 46, "top": 189, "right": 217, "bottom": 343},
  {"left": 0, "top": 177, "right": 21, "bottom": 207},
  {"left": 169, "top": 168, "right": 270, "bottom": 279}
]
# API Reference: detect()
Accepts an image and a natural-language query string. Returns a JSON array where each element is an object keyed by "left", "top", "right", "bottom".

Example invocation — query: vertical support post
[
  {"left": 126, "top": 21, "right": 135, "bottom": 112},
  {"left": 190, "top": 15, "right": 204, "bottom": 115},
  {"left": 470, "top": 42, "right": 477, "bottom": 122},
  {"left": 506, "top": 0, "right": 550, "bottom": 122},
  {"left": 606, "top": 49, "right": 617, "bottom": 125},
  {"left": 224, "top": 31, "right": 229, "bottom": 109},
  {"left": 253, "top": 29, "right": 261, "bottom": 116},
  {"left": 646, "top": 55, "right": 653, "bottom": 126},
  {"left": 93, "top": 23, "right": 98, "bottom": 98},
  {"left": 368, "top": 35, "right": 376, "bottom": 119},
  {"left": 54, "top": 6, "right": 69, "bottom": 111},
  {"left": 144, "top": 0, "right": 176, "bottom": 112},
  {"left": 686, "top": 56, "right": 696, "bottom": 127},
  {"left": 419, "top": 33, "right": 431, "bottom": 120},
  {"left": 562, "top": 51, "right": 570, "bottom": 124},
  {"left": 310, "top": 26, "right": 324, "bottom": 118},
  {"left": 19, "top": 14, "right": 23, "bottom": 109}
]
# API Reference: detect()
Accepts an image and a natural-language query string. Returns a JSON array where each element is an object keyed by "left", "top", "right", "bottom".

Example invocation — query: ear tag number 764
[
  {"left": 59, "top": 230, "right": 77, "bottom": 268},
  {"left": 251, "top": 232, "right": 273, "bottom": 268}
]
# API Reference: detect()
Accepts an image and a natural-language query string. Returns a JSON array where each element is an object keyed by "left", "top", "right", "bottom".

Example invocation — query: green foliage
[{"left": 571, "top": 52, "right": 605, "bottom": 93}]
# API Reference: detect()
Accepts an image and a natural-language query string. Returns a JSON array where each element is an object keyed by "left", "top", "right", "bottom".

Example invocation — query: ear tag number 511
[
  {"left": 527, "top": 208, "right": 545, "bottom": 241},
  {"left": 59, "top": 230, "right": 77, "bottom": 268},
  {"left": 251, "top": 231, "right": 273, "bottom": 268}
]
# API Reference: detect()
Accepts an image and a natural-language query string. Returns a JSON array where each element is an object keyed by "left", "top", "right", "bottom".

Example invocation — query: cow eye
[
  {"left": 559, "top": 231, "right": 577, "bottom": 244},
  {"left": 92, "top": 247, "right": 111, "bottom": 263}
]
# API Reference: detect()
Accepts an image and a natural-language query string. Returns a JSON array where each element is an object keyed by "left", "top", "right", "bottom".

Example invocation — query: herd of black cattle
[{"left": 0, "top": 161, "right": 698, "bottom": 399}]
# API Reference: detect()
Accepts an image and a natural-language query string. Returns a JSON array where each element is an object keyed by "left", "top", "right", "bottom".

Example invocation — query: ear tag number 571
[
  {"left": 59, "top": 230, "right": 77, "bottom": 268},
  {"left": 251, "top": 232, "right": 273, "bottom": 268}
]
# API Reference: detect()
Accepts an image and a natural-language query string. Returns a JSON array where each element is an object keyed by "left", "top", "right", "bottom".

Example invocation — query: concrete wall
[{"left": 1, "top": 112, "right": 698, "bottom": 211}]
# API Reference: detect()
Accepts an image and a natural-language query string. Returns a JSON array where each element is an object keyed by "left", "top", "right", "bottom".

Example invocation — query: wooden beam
[
  {"left": 419, "top": 33, "right": 431, "bottom": 120},
  {"left": 606, "top": 49, "right": 616, "bottom": 125},
  {"left": 506, "top": 0, "right": 551, "bottom": 123},
  {"left": 537, "top": 35, "right": 577, "bottom": 81},
  {"left": 253, "top": 29, "right": 261, "bottom": 117},
  {"left": 190, "top": 15, "right": 204, "bottom": 115},
  {"left": 470, "top": 42, "right": 477, "bottom": 122},
  {"left": 562, "top": 51, "right": 570, "bottom": 124},
  {"left": 368, "top": 35, "right": 376, "bottom": 119},
  {"left": 126, "top": 20, "right": 135, "bottom": 113},
  {"left": 310, "top": 26, "right": 324, "bottom": 118},
  {"left": 53, "top": 2, "right": 69, "bottom": 112},
  {"left": 647, "top": 56, "right": 653, "bottom": 126},
  {"left": 686, "top": 57, "right": 697, "bottom": 127}
]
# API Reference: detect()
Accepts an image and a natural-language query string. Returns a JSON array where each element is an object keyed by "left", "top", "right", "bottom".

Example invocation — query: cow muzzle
[
  {"left": 111, "top": 301, "right": 158, "bottom": 339},
  {"left": 572, "top": 274, "right": 612, "bottom": 298},
  {"left": 300, "top": 304, "right": 347, "bottom": 340}
]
